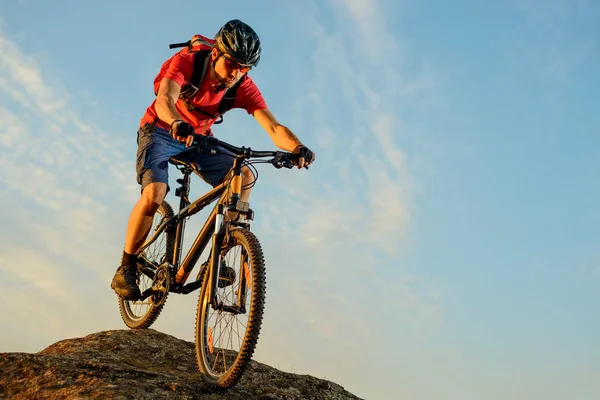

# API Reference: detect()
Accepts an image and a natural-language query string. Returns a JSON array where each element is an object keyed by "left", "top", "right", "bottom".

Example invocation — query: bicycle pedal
[{"left": 169, "top": 283, "right": 184, "bottom": 293}]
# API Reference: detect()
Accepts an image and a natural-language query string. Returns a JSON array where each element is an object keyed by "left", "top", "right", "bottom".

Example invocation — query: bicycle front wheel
[{"left": 195, "top": 227, "right": 266, "bottom": 388}]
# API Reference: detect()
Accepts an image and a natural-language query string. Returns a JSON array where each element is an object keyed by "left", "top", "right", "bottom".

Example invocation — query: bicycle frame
[
  {"left": 137, "top": 154, "right": 253, "bottom": 302},
  {"left": 117, "top": 135, "right": 301, "bottom": 388}
]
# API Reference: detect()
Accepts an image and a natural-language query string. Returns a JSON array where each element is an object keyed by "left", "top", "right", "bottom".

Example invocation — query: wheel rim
[
  {"left": 123, "top": 208, "right": 169, "bottom": 319},
  {"left": 200, "top": 243, "right": 254, "bottom": 378}
]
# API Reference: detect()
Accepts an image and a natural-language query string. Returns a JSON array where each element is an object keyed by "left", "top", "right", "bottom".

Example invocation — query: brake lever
[
  {"left": 194, "top": 135, "right": 220, "bottom": 155},
  {"left": 270, "top": 152, "right": 309, "bottom": 169}
]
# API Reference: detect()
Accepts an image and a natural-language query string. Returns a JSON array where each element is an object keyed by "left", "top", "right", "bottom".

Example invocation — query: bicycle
[{"left": 115, "top": 134, "right": 301, "bottom": 388}]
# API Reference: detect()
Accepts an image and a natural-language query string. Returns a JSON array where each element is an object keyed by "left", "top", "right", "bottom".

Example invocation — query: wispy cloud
[
  {"left": 281, "top": 0, "right": 433, "bottom": 257},
  {"left": 246, "top": 2, "right": 444, "bottom": 396},
  {"left": 0, "top": 33, "right": 137, "bottom": 205},
  {"left": 0, "top": 28, "right": 139, "bottom": 350},
  {"left": 0, "top": 6, "right": 442, "bottom": 398}
]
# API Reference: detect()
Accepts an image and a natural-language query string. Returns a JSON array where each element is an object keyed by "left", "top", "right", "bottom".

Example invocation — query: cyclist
[{"left": 111, "top": 19, "right": 315, "bottom": 300}]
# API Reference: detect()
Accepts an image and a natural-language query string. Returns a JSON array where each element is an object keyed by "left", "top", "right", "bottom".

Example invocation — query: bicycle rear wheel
[
  {"left": 195, "top": 227, "right": 266, "bottom": 388},
  {"left": 118, "top": 201, "right": 175, "bottom": 329}
]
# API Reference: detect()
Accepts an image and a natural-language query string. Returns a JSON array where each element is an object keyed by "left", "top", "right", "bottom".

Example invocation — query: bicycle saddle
[{"left": 168, "top": 157, "right": 201, "bottom": 173}]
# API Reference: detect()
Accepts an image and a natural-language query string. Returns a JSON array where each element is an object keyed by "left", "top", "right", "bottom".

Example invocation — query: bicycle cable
[{"left": 217, "top": 151, "right": 261, "bottom": 190}]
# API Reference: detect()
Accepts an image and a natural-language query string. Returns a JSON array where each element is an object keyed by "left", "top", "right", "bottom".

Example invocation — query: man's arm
[
  {"left": 253, "top": 108, "right": 302, "bottom": 151},
  {"left": 156, "top": 78, "right": 183, "bottom": 125},
  {"left": 155, "top": 78, "right": 194, "bottom": 147},
  {"left": 253, "top": 108, "right": 315, "bottom": 168}
]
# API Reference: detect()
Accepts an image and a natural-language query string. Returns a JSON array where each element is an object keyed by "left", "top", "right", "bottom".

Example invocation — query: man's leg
[
  {"left": 111, "top": 183, "right": 168, "bottom": 300},
  {"left": 219, "top": 165, "right": 254, "bottom": 222},
  {"left": 124, "top": 182, "right": 168, "bottom": 254},
  {"left": 228, "top": 165, "right": 254, "bottom": 221},
  {"left": 112, "top": 126, "right": 181, "bottom": 300}
]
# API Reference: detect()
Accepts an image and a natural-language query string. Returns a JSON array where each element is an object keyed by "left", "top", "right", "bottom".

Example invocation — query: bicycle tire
[
  {"left": 195, "top": 227, "right": 266, "bottom": 388},
  {"left": 118, "top": 201, "right": 175, "bottom": 329}
]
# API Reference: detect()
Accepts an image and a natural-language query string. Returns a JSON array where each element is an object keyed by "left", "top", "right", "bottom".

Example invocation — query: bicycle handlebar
[{"left": 192, "top": 134, "right": 301, "bottom": 169}]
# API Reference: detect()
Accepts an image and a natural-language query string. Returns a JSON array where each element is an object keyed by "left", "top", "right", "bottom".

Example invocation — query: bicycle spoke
[
  {"left": 118, "top": 201, "right": 174, "bottom": 329},
  {"left": 196, "top": 228, "right": 266, "bottom": 388}
]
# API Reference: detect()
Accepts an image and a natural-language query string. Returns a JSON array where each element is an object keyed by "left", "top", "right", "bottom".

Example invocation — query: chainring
[{"left": 151, "top": 264, "right": 171, "bottom": 306}]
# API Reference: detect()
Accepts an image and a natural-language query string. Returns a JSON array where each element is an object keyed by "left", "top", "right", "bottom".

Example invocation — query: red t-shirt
[{"left": 140, "top": 51, "right": 267, "bottom": 135}]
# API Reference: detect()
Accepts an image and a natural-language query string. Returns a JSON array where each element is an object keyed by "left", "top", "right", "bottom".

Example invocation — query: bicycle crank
[{"left": 140, "top": 264, "right": 170, "bottom": 306}]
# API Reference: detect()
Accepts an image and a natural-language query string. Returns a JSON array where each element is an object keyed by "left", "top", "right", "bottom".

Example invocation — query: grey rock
[{"left": 0, "top": 329, "right": 363, "bottom": 400}]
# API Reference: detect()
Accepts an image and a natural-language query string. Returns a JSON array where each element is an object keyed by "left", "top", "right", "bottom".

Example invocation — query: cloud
[
  {"left": 0, "top": 29, "right": 140, "bottom": 350},
  {"left": 243, "top": 3, "right": 444, "bottom": 397},
  {"left": 0, "top": 7, "right": 443, "bottom": 399},
  {"left": 0, "top": 36, "right": 137, "bottom": 205},
  {"left": 279, "top": 0, "right": 427, "bottom": 254}
]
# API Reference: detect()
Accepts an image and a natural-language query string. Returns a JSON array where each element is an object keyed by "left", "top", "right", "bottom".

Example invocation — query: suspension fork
[
  {"left": 237, "top": 252, "right": 249, "bottom": 308},
  {"left": 206, "top": 204, "right": 226, "bottom": 303},
  {"left": 206, "top": 160, "right": 243, "bottom": 303}
]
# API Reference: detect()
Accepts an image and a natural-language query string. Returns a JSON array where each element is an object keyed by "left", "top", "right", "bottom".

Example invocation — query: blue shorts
[{"left": 136, "top": 125, "right": 234, "bottom": 191}]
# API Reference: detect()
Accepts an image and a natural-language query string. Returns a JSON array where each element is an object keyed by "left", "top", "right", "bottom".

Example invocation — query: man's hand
[
  {"left": 292, "top": 145, "right": 316, "bottom": 169},
  {"left": 169, "top": 120, "right": 195, "bottom": 147}
]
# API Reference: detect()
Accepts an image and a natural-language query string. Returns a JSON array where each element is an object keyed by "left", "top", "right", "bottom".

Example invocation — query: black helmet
[{"left": 215, "top": 19, "right": 261, "bottom": 67}]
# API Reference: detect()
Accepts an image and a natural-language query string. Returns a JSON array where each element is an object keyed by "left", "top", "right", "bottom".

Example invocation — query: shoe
[{"left": 111, "top": 265, "right": 141, "bottom": 300}]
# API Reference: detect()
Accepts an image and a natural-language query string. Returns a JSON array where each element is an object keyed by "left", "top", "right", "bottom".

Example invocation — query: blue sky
[{"left": 0, "top": 1, "right": 598, "bottom": 399}]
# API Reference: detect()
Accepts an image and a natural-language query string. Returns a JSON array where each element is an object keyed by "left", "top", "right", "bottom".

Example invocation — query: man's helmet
[{"left": 215, "top": 19, "right": 261, "bottom": 67}]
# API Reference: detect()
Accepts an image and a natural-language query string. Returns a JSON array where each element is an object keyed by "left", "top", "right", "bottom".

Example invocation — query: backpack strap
[
  {"left": 218, "top": 75, "right": 245, "bottom": 116},
  {"left": 173, "top": 47, "right": 245, "bottom": 125},
  {"left": 169, "top": 41, "right": 191, "bottom": 49},
  {"left": 182, "top": 73, "right": 246, "bottom": 125},
  {"left": 180, "top": 50, "right": 211, "bottom": 99},
  {"left": 169, "top": 35, "right": 213, "bottom": 50}
]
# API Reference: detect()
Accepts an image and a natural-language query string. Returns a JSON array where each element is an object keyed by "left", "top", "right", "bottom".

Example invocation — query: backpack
[{"left": 153, "top": 34, "right": 244, "bottom": 125}]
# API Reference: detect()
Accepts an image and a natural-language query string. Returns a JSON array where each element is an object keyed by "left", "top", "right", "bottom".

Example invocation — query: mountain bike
[{"left": 115, "top": 134, "right": 300, "bottom": 388}]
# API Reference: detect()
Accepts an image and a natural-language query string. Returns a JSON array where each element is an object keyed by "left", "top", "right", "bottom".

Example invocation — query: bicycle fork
[
  {"left": 206, "top": 163, "right": 246, "bottom": 305},
  {"left": 206, "top": 204, "right": 226, "bottom": 304}
]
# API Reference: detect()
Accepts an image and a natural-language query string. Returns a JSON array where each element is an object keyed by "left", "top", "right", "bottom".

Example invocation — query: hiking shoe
[{"left": 111, "top": 265, "right": 141, "bottom": 300}]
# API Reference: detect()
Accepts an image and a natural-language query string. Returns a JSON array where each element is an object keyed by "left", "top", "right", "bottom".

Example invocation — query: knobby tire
[
  {"left": 118, "top": 201, "right": 175, "bottom": 329},
  {"left": 195, "top": 227, "right": 266, "bottom": 388}
]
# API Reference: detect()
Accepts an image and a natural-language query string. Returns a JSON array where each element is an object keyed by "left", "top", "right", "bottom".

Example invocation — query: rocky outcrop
[{"left": 0, "top": 329, "right": 362, "bottom": 400}]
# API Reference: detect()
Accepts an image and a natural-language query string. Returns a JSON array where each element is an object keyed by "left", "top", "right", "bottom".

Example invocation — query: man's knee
[{"left": 140, "top": 182, "right": 167, "bottom": 214}]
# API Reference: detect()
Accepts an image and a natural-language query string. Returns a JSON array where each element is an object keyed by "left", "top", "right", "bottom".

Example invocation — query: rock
[{"left": 0, "top": 329, "right": 362, "bottom": 400}]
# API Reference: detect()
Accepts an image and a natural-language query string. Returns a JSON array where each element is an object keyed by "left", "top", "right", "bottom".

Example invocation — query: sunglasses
[{"left": 221, "top": 54, "right": 252, "bottom": 73}]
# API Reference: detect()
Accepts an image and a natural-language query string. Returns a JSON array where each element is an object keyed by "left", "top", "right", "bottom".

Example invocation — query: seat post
[{"left": 175, "top": 166, "right": 193, "bottom": 210}]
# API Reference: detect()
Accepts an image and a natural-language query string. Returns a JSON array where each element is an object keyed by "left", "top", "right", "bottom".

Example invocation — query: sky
[{"left": 0, "top": 0, "right": 598, "bottom": 399}]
